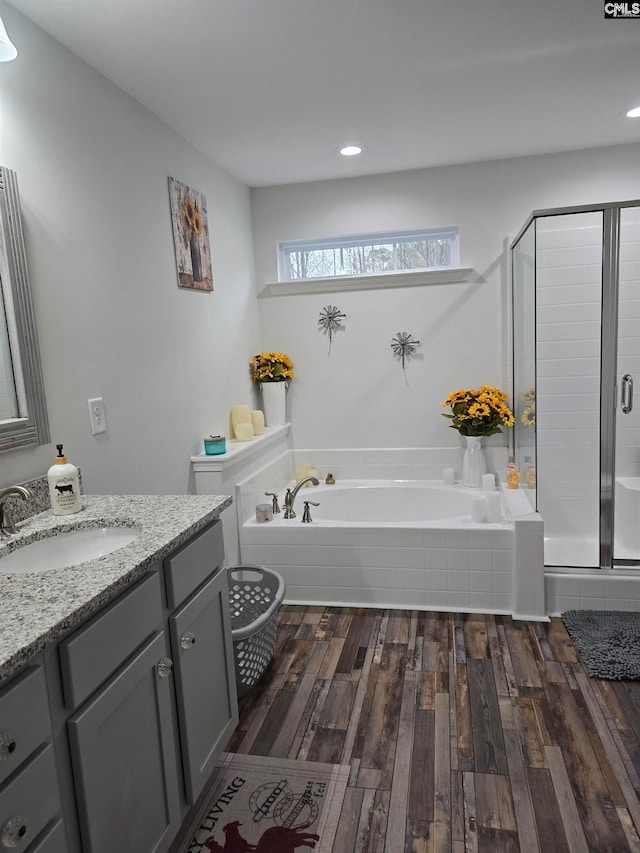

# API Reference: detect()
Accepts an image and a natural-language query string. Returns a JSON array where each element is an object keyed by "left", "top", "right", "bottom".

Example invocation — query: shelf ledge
[
  {"left": 191, "top": 424, "right": 291, "bottom": 473},
  {"left": 258, "top": 268, "right": 474, "bottom": 298}
]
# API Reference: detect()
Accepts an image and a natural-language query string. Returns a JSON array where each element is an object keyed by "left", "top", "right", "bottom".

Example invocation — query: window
[{"left": 278, "top": 228, "right": 460, "bottom": 282}]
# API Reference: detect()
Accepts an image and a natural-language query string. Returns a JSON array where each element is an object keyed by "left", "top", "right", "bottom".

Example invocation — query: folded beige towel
[
  {"left": 230, "top": 405, "right": 252, "bottom": 438},
  {"left": 251, "top": 410, "right": 265, "bottom": 436},
  {"left": 234, "top": 421, "right": 254, "bottom": 442}
]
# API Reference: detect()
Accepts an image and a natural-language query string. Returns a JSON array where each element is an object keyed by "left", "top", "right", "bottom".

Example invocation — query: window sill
[{"left": 258, "top": 267, "right": 473, "bottom": 298}]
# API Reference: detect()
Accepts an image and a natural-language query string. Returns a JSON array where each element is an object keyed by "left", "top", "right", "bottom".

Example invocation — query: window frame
[{"left": 277, "top": 227, "right": 460, "bottom": 283}]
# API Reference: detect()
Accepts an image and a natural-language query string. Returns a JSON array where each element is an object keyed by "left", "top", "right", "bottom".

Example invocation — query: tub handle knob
[
  {"left": 265, "top": 492, "right": 280, "bottom": 514},
  {"left": 301, "top": 501, "right": 320, "bottom": 523}
]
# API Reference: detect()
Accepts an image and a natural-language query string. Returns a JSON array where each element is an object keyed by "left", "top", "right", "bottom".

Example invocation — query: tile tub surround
[
  {"left": 238, "top": 475, "right": 545, "bottom": 618},
  {"left": 0, "top": 493, "right": 231, "bottom": 680},
  {"left": 241, "top": 517, "right": 515, "bottom": 614},
  {"left": 234, "top": 445, "right": 510, "bottom": 531}
]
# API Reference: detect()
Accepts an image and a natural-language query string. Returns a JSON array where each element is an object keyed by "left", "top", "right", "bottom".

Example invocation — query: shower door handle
[{"left": 621, "top": 374, "right": 633, "bottom": 414}]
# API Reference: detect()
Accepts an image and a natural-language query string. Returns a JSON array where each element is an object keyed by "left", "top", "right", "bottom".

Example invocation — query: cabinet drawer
[
  {"left": 59, "top": 571, "right": 163, "bottom": 709},
  {"left": 0, "top": 745, "right": 61, "bottom": 852},
  {"left": 164, "top": 521, "right": 224, "bottom": 609},
  {"left": 0, "top": 666, "right": 50, "bottom": 788}
]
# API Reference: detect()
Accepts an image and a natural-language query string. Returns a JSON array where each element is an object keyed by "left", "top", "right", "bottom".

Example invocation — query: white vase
[
  {"left": 260, "top": 381, "right": 287, "bottom": 427},
  {"left": 462, "top": 435, "right": 486, "bottom": 487}
]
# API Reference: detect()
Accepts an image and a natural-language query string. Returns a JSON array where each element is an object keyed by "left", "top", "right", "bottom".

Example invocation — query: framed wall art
[{"left": 168, "top": 176, "right": 213, "bottom": 292}]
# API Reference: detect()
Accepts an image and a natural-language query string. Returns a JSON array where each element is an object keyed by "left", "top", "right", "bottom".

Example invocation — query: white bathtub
[
  {"left": 287, "top": 481, "right": 475, "bottom": 524},
  {"left": 240, "top": 479, "right": 516, "bottom": 614}
]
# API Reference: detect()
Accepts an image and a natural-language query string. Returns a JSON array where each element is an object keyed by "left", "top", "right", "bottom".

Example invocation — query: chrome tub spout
[{"left": 283, "top": 476, "right": 319, "bottom": 518}]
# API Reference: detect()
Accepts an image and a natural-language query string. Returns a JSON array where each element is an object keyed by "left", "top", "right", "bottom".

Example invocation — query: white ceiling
[{"left": 6, "top": 0, "right": 640, "bottom": 187}]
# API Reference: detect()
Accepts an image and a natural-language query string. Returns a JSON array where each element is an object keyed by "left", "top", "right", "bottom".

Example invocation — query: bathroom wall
[
  {"left": 0, "top": 1, "right": 261, "bottom": 494},
  {"left": 4, "top": 0, "right": 640, "bottom": 498},
  {"left": 251, "top": 143, "right": 640, "bottom": 452}
]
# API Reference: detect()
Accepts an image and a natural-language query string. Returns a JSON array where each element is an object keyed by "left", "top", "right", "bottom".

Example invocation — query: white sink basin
[{"left": 0, "top": 527, "right": 140, "bottom": 574}]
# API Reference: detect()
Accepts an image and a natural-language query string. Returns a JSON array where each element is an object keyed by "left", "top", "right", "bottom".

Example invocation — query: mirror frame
[{"left": 0, "top": 166, "right": 49, "bottom": 453}]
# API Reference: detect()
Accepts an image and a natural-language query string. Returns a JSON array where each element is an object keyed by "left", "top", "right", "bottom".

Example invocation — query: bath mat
[
  {"left": 562, "top": 609, "right": 640, "bottom": 680},
  {"left": 181, "top": 753, "right": 350, "bottom": 853}
]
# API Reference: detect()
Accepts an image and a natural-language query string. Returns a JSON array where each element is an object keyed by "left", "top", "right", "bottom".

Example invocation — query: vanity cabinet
[
  {"left": 169, "top": 566, "right": 237, "bottom": 802},
  {"left": 58, "top": 519, "right": 238, "bottom": 852},
  {"left": 0, "top": 664, "right": 65, "bottom": 852},
  {"left": 67, "top": 631, "right": 181, "bottom": 853}
]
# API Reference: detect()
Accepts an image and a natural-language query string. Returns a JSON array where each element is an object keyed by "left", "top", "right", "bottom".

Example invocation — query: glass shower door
[
  {"left": 535, "top": 211, "right": 603, "bottom": 568},
  {"left": 613, "top": 206, "right": 640, "bottom": 563}
]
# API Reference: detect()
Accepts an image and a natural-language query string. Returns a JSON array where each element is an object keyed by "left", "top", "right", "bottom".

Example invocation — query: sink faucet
[
  {"left": 0, "top": 486, "right": 34, "bottom": 539},
  {"left": 283, "top": 476, "right": 319, "bottom": 519}
]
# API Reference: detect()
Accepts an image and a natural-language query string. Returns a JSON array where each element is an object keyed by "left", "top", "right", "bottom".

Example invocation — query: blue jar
[{"left": 203, "top": 435, "right": 226, "bottom": 455}]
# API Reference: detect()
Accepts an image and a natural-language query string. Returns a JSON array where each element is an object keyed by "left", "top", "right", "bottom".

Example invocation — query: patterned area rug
[
  {"left": 562, "top": 609, "right": 640, "bottom": 680},
  {"left": 182, "top": 753, "right": 350, "bottom": 853}
]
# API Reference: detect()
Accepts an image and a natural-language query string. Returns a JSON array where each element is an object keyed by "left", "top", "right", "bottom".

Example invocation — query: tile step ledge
[{"left": 191, "top": 424, "right": 291, "bottom": 472}]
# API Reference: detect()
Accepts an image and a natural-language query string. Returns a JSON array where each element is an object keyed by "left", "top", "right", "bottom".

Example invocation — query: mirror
[{"left": 0, "top": 166, "right": 49, "bottom": 453}]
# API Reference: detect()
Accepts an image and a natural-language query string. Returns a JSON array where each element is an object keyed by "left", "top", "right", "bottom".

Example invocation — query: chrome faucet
[
  {"left": 0, "top": 486, "right": 34, "bottom": 539},
  {"left": 283, "top": 476, "right": 319, "bottom": 518},
  {"left": 301, "top": 500, "right": 320, "bottom": 523},
  {"left": 264, "top": 491, "right": 281, "bottom": 514}
]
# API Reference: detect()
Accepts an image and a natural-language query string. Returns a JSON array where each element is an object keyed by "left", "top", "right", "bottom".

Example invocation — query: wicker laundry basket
[{"left": 226, "top": 566, "right": 286, "bottom": 697}]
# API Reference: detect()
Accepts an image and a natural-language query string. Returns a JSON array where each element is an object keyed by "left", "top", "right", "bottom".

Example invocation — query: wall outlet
[{"left": 88, "top": 397, "right": 107, "bottom": 435}]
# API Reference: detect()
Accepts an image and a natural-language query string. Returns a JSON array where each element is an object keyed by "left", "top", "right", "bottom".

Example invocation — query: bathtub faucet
[{"left": 284, "top": 476, "right": 320, "bottom": 518}]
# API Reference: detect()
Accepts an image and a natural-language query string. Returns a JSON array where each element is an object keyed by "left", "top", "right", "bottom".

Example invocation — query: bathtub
[
  {"left": 239, "top": 479, "right": 516, "bottom": 614},
  {"left": 284, "top": 481, "right": 476, "bottom": 525}
]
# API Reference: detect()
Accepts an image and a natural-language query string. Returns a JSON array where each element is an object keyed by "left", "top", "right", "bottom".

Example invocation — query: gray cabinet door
[
  {"left": 67, "top": 632, "right": 180, "bottom": 853},
  {"left": 169, "top": 568, "right": 238, "bottom": 803}
]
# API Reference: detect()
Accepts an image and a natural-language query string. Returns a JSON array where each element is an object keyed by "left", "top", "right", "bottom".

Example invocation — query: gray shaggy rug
[{"left": 562, "top": 610, "right": 640, "bottom": 680}]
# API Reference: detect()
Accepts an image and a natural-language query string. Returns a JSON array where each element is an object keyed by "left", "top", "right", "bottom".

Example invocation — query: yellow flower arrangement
[
  {"left": 250, "top": 351, "right": 295, "bottom": 384},
  {"left": 521, "top": 385, "right": 536, "bottom": 402},
  {"left": 182, "top": 194, "right": 203, "bottom": 236},
  {"left": 441, "top": 385, "right": 515, "bottom": 437},
  {"left": 521, "top": 402, "right": 536, "bottom": 427},
  {"left": 519, "top": 385, "right": 536, "bottom": 427}
]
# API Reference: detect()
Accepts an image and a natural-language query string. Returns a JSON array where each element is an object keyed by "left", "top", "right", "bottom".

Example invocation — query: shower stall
[{"left": 511, "top": 201, "right": 640, "bottom": 571}]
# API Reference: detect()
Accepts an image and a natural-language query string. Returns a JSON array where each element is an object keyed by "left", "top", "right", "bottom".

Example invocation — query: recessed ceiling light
[
  {"left": 626, "top": 105, "right": 640, "bottom": 118},
  {"left": 337, "top": 145, "right": 365, "bottom": 157}
]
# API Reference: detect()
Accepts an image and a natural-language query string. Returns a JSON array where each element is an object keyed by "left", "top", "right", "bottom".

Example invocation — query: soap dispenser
[{"left": 48, "top": 444, "right": 82, "bottom": 515}]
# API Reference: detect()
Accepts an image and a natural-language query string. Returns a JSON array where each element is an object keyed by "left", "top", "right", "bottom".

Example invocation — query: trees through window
[{"left": 279, "top": 228, "right": 459, "bottom": 282}]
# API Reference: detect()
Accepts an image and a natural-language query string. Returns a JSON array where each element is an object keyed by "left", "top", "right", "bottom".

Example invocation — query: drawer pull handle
[
  {"left": 180, "top": 631, "right": 196, "bottom": 649},
  {"left": 0, "top": 732, "right": 16, "bottom": 760},
  {"left": 1, "top": 816, "right": 26, "bottom": 847},
  {"left": 156, "top": 657, "right": 173, "bottom": 679}
]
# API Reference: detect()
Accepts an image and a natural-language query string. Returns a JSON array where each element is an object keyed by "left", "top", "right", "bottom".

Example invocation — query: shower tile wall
[{"left": 536, "top": 216, "right": 602, "bottom": 561}]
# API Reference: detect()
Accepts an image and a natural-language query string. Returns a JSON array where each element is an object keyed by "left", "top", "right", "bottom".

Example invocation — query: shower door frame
[{"left": 511, "top": 198, "right": 640, "bottom": 570}]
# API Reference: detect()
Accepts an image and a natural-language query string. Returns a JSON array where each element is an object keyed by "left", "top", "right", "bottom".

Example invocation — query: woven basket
[{"left": 227, "top": 566, "right": 285, "bottom": 697}]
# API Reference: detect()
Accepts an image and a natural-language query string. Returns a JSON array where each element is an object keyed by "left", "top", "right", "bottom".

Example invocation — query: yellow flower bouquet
[
  {"left": 249, "top": 351, "right": 295, "bottom": 384},
  {"left": 441, "top": 386, "right": 515, "bottom": 437}
]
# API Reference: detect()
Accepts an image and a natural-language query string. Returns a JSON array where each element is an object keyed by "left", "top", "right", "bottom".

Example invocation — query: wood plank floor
[{"left": 225, "top": 606, "right": 640, "bottom": 853}]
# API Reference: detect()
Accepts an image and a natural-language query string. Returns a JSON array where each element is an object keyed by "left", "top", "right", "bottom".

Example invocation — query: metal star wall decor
[
  {"left": 318, "top": 305, "right": 347, "bottom": 354},
  {"left": 391, "top": 331, "right": 420, "bottom": 371}
]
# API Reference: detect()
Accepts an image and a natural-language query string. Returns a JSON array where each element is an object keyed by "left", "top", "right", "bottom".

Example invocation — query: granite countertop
[{"left": 0, "top": 493, "right": 232, "bottom": 681}]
